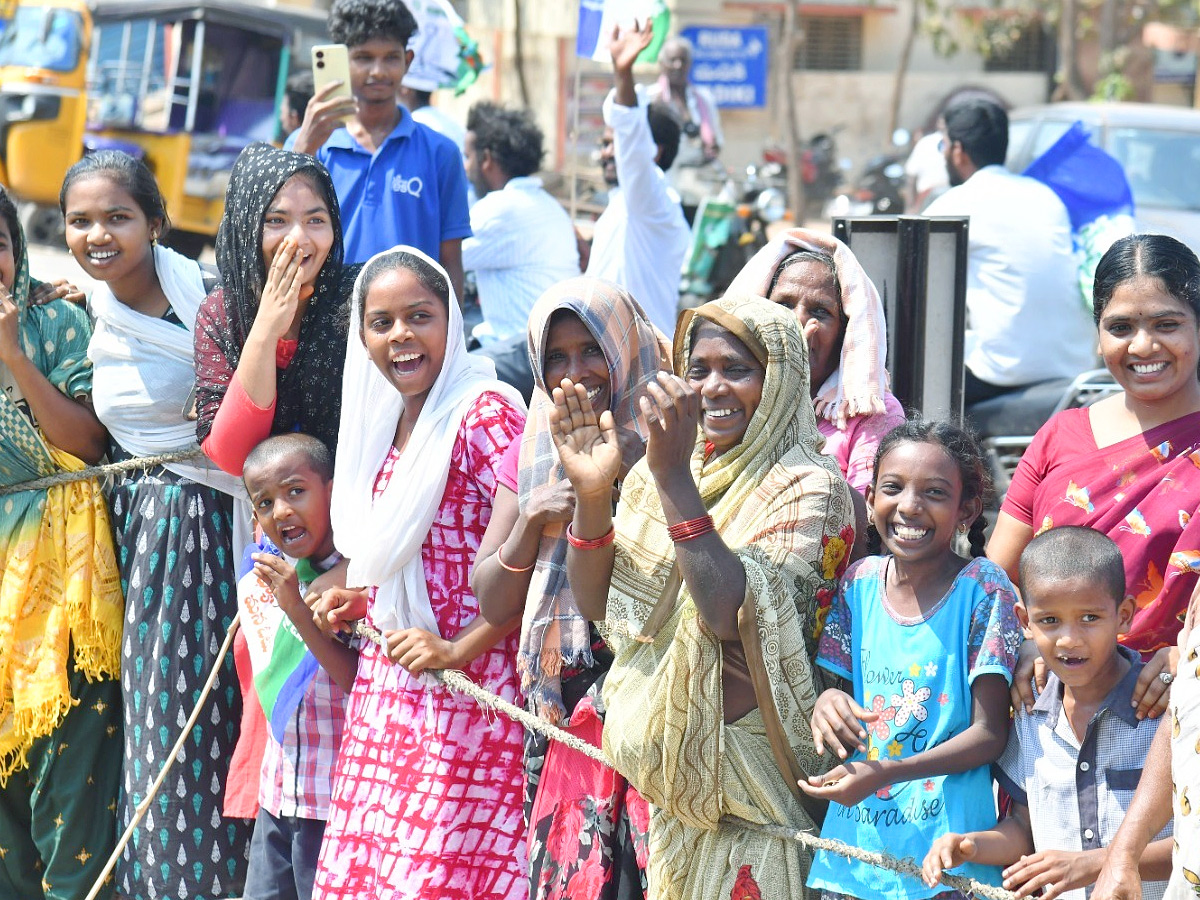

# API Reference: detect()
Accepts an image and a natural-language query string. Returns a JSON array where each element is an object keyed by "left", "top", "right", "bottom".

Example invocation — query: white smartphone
[{"left": 311, "top": 44, "right": 353, "bottom": 120}]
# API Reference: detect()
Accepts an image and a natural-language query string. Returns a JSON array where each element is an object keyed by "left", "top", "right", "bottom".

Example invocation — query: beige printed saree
[{"left": 600, "top": 295, "right": 856, "bottom": 899}]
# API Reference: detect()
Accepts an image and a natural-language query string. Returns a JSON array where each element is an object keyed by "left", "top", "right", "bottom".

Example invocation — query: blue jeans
[{"left": 242, "top": 808, "right": 326, "bottom": 900}]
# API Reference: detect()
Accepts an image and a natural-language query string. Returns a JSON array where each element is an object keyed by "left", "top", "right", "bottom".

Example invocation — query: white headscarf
[
  {"left": 88, "top": 243, "right": 246, "bottom": 500},
  {"left": 331, "top": 246, "right": 525, "bottom": 633}
]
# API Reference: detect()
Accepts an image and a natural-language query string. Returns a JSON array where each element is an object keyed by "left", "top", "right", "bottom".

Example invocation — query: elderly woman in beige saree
[{"left": 550, "top": 294, "right": 857, "bottom": 899}]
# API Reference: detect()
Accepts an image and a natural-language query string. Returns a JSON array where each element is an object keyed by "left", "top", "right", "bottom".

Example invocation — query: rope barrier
[
  {"left": 0, "top": 448, "right": 205, "bottom": 496},
  {"left": 353, "top": 620, "right": 1019, "bottom": 900},
  {"left": 52, "top": 448, "right": 1021, "bottom": 900}
]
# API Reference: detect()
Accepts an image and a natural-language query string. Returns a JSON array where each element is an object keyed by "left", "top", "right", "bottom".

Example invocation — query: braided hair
[{"left": 865, "top": 418, "right": 992, "bottom": 558}]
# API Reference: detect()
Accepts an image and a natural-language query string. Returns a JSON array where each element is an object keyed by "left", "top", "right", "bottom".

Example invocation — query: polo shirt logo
[{"left": 392, "top": 174, "right": 424, "bottom": 198}]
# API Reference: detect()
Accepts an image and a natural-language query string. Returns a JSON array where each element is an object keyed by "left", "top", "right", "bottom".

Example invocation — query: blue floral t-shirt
[{"left": 806, "top": 555, "right": 1022, "bottom": 900}]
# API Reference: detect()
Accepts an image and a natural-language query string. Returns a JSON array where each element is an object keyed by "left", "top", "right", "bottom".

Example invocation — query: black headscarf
[{"left": 194, "top": 143, "right": 359, "bottom": 454}]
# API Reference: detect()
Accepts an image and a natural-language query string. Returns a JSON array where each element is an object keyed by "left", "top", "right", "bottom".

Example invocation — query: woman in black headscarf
[{"left": 195, "top": 142, "right": 360, "bottom": 474}]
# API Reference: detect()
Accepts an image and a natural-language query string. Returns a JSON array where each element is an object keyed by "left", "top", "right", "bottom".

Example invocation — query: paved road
[{"left": 27, "top": 240, "right": 96, "bottom": 295}]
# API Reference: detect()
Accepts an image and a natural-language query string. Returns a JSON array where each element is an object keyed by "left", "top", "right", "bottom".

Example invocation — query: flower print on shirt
[
  {"left": 1171, "top": 550, "right": 1200, "bottom": 575},
  {"left": 891, "top": 679, "right": 931, "bottom": 728},
  {"left": 730, "top": 865, "right": 762, "bottom": 900},
  {"left": 1121, "top": 508, "right": 1151, "bottom": 537},
  {"left": 866, "top": 695, "right": 896, "bottom": 740},
  {"left": 1064, "top": 480, "right": 1094, "bottom": 513}
]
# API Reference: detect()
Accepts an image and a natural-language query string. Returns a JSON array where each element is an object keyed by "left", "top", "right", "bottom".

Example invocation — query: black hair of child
[
  {"left": 1018, "top": 525, "right": 1126, "bottom": 606},
  {"left": 865, "top": 417, "right": 992, "bottom": 558},
  {"left": 243, "top": 432, "right": 334, "bottom": 486}
]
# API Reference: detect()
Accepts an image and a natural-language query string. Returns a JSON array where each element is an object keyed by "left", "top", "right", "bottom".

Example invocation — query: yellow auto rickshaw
[{"left": 0, "top": 0, "right": 326, "bottom": 251}]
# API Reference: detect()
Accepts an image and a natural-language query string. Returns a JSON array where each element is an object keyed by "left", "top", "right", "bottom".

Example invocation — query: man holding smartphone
[{"left": 288, "top": 0, "right": 471, "bottom": 299}]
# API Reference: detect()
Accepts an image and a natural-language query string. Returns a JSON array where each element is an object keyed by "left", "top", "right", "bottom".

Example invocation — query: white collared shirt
[
  {"left": 586, "top": 88, "right": 692, "bottom": 336},
  {"left": 463, "top": 176, "right": 580, "bottom": 344},
  {"left": 925, "top": 165, "right": 1097, "bottom": 386}
]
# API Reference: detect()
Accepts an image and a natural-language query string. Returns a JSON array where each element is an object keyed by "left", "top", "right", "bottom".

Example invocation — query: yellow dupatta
[
  {"left": 599, "top": 295, "right": 856, "bottom": 898},
  {"left": 0, "top": 234, "right": 122, "bottom": 783}
]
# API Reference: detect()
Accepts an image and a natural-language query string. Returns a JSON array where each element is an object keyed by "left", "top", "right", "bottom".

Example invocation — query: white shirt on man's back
[
  {"left": 463, "top": 176, "right": 580, "bottom": 344},
  {"left": 925, "top": 165, "right": 1096, "bottom": 386},
  {"left": 586, "top": 88, "right": 691, "bottom": 336}
]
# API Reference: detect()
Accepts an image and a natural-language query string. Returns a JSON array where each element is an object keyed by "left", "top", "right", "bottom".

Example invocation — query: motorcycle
[
  {"left": 762, "top": 128, "right": 847, "bottom": 220},
  {"left": 825, "top": 129, "right": 911, "bottom": 218},
  {"left": 679, "top": 163, "right": 787, "bottom": 307},
  {"left": 966, "top": 369, "right": 1120, "bottom": 502}
]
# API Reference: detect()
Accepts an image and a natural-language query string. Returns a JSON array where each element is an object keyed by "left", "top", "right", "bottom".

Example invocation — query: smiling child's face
[{"left": 1018, "top": 573, "right": 1134, "bottom": 691}]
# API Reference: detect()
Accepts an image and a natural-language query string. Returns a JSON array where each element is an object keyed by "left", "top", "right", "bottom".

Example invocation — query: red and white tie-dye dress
[{"left": 313, "top": 392, "right": 527, "bottom": 900}]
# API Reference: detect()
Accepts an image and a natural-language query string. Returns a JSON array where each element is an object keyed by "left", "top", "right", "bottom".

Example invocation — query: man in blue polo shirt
[{"left": 288, "top": 0, "right": 471, "bottom": 297}]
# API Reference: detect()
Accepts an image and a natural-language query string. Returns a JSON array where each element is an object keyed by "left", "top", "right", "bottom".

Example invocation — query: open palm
[
  {"left": 549, "top": 378, "right": 622, "bottom": 500},
  {"left": 609, "top": 20, "right": 654, "bottom": 72}
]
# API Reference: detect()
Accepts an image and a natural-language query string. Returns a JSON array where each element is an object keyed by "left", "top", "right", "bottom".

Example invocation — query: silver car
[{"left": 1007, "top": 101, "right": 1200, "bottom": 250}]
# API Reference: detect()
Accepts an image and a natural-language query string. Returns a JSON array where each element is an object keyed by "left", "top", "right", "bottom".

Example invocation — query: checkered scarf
[{"left": 517, "top": 277, "right": 669, "bottom": 723}]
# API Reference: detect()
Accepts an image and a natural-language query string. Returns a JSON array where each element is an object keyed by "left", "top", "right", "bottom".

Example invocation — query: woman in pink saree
[{"left": 989, "top": 233, "right": 1200, "bottom": 717}]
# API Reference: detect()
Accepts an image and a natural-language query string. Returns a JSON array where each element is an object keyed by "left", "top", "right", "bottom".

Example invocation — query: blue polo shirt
[{"left": 303, "top": 106, "right": 471, "bottom": 264}]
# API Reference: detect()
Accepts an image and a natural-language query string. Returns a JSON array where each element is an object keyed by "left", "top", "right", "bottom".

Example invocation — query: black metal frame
[{"left": 832, "top": 215, "right": 969, "bottom": 420}]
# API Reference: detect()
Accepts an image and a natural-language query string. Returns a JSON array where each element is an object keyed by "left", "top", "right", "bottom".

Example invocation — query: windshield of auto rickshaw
[
  {"left": 90, "top": 17, "right": 282, "bottom": 143},
  {"left": 0, "top": 5, "right": 83, "bottom": 72}
]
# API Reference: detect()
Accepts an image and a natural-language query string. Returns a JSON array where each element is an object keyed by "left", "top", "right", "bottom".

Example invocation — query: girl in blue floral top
[{"left": 802, "top": 419, "right": 1022, "bottom": 900}]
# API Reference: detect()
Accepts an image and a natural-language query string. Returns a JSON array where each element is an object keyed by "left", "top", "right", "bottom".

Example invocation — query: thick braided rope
[
  {"left": 0, "top": 448, "right": 206, "bottom": 496},
  {"left": 352, "top": 621, "right": 1017, "bottom": 900}
]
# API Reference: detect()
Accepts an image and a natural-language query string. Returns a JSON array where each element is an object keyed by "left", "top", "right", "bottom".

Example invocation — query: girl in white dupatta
[
  {"left": 60, "top": 151, "right": 253, "bottom": 900},
  {"left": 313, "top": 246, "right": 528, "bottom": 900}
]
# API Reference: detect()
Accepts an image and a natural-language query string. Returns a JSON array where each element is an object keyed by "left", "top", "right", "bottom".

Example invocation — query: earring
[
  {"left": 958, "top": 523, "right": 969, "bottom": 534},
  {"left": 150, "top": 232, "right": 158, "bottom": 245}
]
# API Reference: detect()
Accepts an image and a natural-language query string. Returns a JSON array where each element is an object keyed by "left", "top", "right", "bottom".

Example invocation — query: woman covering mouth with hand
[
  {"left": 195, "top": 143, "right": 361, "bottom": 475},
  {"left": 550, "top": 294, "right": 855, "bottom": 899}
]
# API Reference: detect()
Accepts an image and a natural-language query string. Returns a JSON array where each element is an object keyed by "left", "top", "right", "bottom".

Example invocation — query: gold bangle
[{"left": 496, "top": 544, "right": 535, "bottom": 573}]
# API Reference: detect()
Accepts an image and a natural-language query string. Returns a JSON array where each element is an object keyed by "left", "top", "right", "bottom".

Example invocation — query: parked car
[{"left": 1007, "top": 102, "right": 1200, "bottom": 250}]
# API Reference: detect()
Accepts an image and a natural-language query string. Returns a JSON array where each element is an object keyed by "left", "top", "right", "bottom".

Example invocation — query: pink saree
[{"left": 1003, "top": 407, "right": 1200, "bottom": 654}]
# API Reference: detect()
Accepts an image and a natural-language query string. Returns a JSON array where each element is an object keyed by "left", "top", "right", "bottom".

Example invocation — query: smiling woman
[
  {"left": 471, "top": 277, "right": 669, "bottom": 900},
  {"left": 59, "top": 151, "right": 255, "bottom": 900},
  {"left": 551, "top": 294, "right": 856, "bottom": 899},
  {"left": 313, "top": 246, "right": 528, "bottom": 899},
  {"left": 988, "top": 233, "right": 1200, "bottom": 719},
  {"left": 0, "top": 183, "right": 123, "bottom": 900}
]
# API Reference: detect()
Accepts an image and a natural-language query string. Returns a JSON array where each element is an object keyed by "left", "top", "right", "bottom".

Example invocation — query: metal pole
[
  {"left": 184, "top": 19, "right": 204, "bottom": 132},
  {"left": 136, "top": 21, "right": 157, "bottom": 116},
  {"left": 569, "top": 54, "right": 582, "bottom": 221},
  {"left": 118, "top": 21, "right": 132, "bottom": 96}
]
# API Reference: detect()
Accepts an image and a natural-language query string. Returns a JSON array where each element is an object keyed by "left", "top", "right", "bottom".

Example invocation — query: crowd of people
[{"left": 1, "top": 1, "right": 1199, "bottom": 899}]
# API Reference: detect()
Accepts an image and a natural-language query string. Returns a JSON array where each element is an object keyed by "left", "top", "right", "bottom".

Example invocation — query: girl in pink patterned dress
[{"left": 312, "top": 246, "right": 527, "bottom": 900}]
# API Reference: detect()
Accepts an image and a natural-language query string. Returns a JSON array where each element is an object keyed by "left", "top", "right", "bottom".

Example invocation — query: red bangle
[
  {"left": 496, "top": 545, "right": 535, "bottom": 573},
  {"left": 667, "top": 515, "right": 715, "bottom": 542},
  {"left": 566, "top": 524, "right": 615, "bottom": 550}
]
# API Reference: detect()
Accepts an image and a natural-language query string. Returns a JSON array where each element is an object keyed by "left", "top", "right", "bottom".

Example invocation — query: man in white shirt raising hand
[{"left": 586, "top": 21, "right": 691, "bottom": 336}]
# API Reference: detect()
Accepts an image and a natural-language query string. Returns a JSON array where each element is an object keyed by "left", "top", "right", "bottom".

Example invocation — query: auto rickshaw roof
[{"left": 88, "top": 0, "right": 328, "bottom": 39}]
